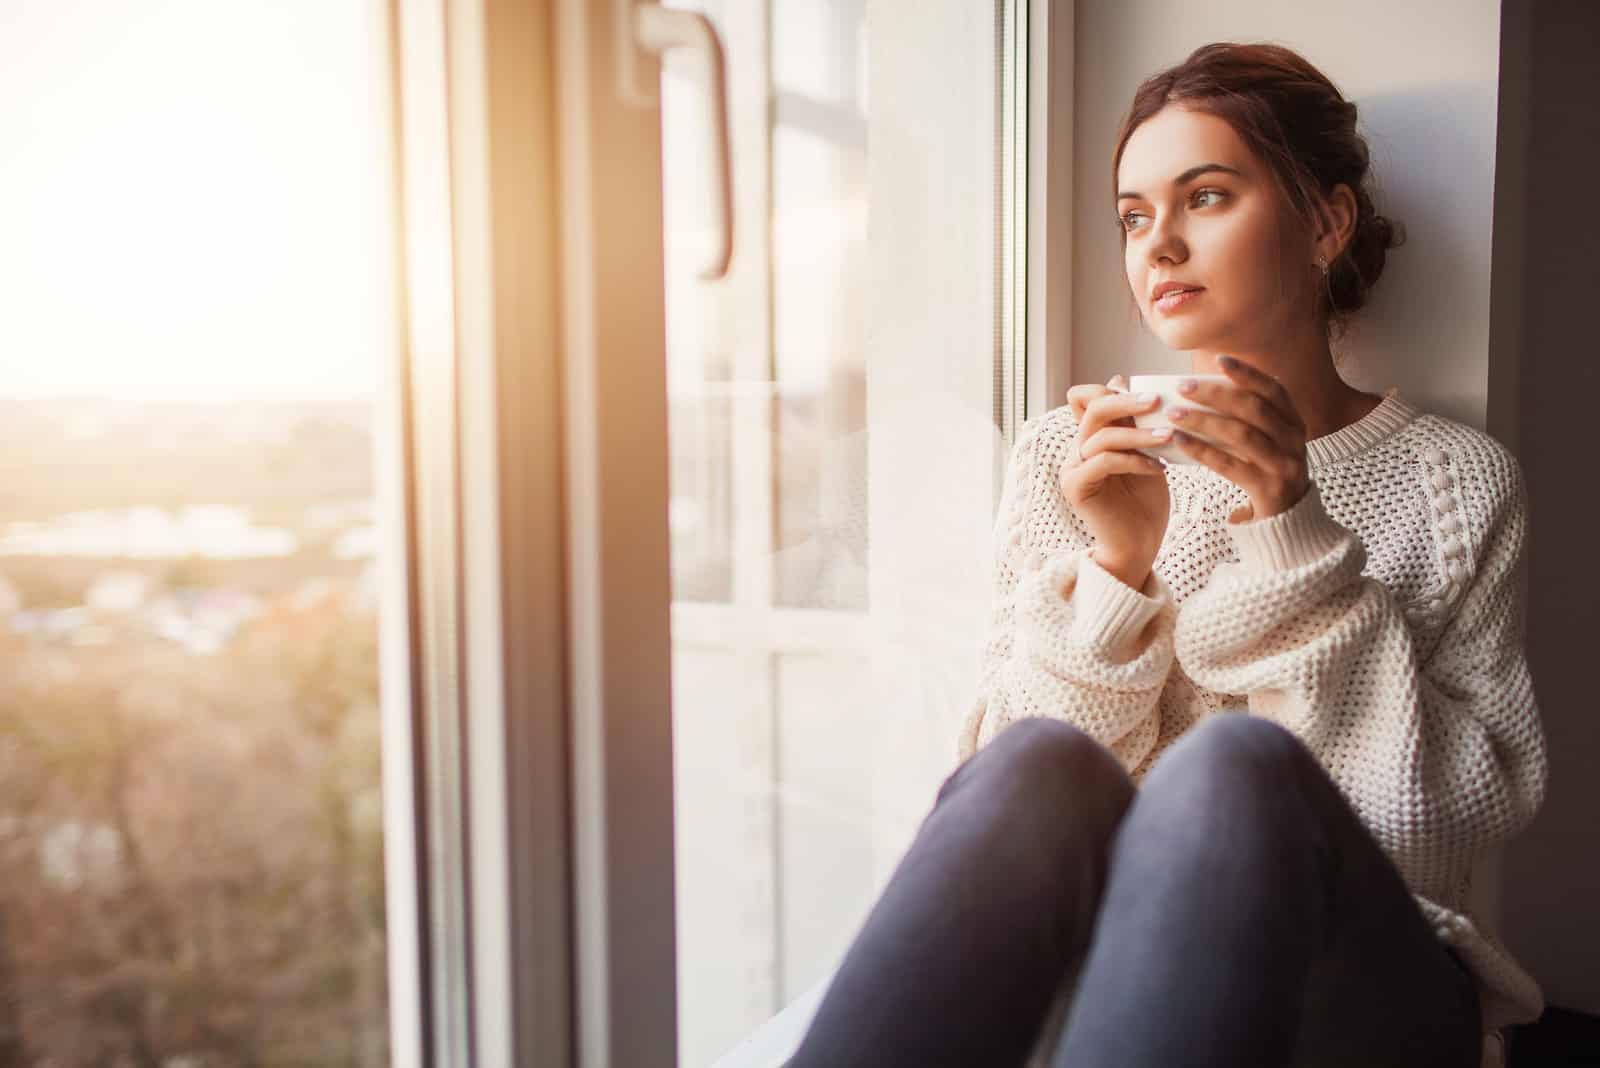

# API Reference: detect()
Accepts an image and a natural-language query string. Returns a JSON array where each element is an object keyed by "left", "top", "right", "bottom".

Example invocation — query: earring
[{"left": 1316, "top": 254, "right": 1335, "bottom": 310}]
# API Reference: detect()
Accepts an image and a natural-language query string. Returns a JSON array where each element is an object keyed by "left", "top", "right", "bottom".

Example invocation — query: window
[
  {"left": 0, "top": 1, "right": 1038, "bottom": 1062},
  {"left": 0, "top": 2, "right": 394, "bottom": 1063},
  {"left": 664, "top": 3, "right": 874, "bottom": 1061},
  {"left": 662, "top": 1, "right": 1028, "bottom": 1062}
]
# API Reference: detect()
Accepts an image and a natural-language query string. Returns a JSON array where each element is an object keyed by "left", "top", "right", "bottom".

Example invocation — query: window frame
[
  {"left": 378, "top": 0, "right": 1051, "bottom": 1063},
  {"left": 382, "top": 0, "right": 678, "bottom": 1064},
  {"left": 1027, "top": 0, "right": 1075, "bottom": 421}
]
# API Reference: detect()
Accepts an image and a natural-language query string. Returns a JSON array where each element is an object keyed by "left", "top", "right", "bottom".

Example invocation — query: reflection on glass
[
  {"left": 0, "top": 3, "right": 390, "bottom": 1063},
  {"left": 664, "top": 0, "right": 736, "bottom": 605},
  {"left": 665, "top": 2, "right": 876, "bottom": 1065},
  {"left": 772, "top": 0, "right": 869, "bottom": 612}
]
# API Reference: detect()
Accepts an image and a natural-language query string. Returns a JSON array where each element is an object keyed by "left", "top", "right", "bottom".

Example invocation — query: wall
[
  {"left": 1491, "top": 0, "right": 1600, "bottom": 1018},
  {"left": 1070, "top": 0, "right": 1502, "bottom": 427}
]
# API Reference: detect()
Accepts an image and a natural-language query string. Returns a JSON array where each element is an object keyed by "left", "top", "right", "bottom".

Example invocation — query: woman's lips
[{"left": 1154, "top": 287, "right": 1204, "bottom": 312}]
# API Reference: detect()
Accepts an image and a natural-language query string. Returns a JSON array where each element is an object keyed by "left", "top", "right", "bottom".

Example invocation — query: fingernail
[
  {"left": 1169, "top": 407, "right": 1188, "bottom": 420},
  {"left": 1150, "top": 427, "right": 1173, "bottom": 439},
  {"left": 1177, "top": 379, "right": 1197, "bottom": 394}
]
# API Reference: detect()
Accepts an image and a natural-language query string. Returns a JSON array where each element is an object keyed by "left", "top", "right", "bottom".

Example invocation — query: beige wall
[
  {"left": 1491, "top": 0, "right": 1600, "bottom": 1018},
  {"left": 1070, "top": 1, "right": 1502, "bottom": 429}
]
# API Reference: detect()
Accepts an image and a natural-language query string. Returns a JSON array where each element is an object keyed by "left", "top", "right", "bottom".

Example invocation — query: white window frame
[
  {"left": 376, "top": 0, "right": 1057, "bottom": 1063},
  {"left": 1027, "top": 0, "right": 1075, "bottom": 421}
]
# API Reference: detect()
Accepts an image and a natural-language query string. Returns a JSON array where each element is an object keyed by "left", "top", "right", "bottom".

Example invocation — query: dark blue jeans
[{"left": 789, "top": 714, "right": 1481, "bottom": 1068}]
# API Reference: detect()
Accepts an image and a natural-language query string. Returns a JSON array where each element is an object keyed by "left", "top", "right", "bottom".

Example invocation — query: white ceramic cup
[{"left": 1125, "top": 373, "right": 1232, "bottom": 465}]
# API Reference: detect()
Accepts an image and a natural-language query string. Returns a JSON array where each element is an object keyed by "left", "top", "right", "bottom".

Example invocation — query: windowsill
[
  {"left": 707, "top": 965, "right": 1071, "bottom": 1066},
  {"left": 710, "top": 971, "right": 833, "bottom": 1068}
]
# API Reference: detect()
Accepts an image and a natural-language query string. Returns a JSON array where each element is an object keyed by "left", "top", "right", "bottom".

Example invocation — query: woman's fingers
[
  {"left": 1079, "top": 448, "right": 1165, "bottom": 482},
  {"left": 1215, "top": 355, "right": 1304, "bottom": 434},
  {"left": 1067, "top": 382, "right": 1111, "bottom": 420},
  {"left": 1167, "top": 408, "right": 1299, "bottom": 481},
  {"left": 1170, "top": 428, "right": 1260, "bottom": 492},
  {"left": 1081, "top": 389, "right": 1161, "bottom": 439},
  {"left": 1068, "top": 375, "right": 1130, "bottom": 420},
  {"left": 1078, "top": 425, "right": 1173, "bottom": 462},
  {"left": 1169, "top": 423, "right": 1300, "bottom": 510},
  {"left": 1063, "top": 443, "right": 1164, "bottom": 488},
  {"left": 1170, "top": 374, "right": 1302, "bottom": 446}
]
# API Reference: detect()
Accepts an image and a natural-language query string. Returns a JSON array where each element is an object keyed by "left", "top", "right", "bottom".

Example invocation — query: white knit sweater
[{"left": 957, "top": 386, "right": 1548, "bottom": 1038}]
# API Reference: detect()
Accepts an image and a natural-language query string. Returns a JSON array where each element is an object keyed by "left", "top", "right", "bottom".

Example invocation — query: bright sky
[{"left": 0, "top": 0, "right": 392, "bottom": 401}]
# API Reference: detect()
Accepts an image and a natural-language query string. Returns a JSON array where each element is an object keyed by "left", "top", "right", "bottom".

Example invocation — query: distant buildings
[
  {"left": 0, "top": 506, "right": 298, "bottom": 560},
  {"left": 146, "top": 588, "right": 265, "bottom": 656},
  {"left": 85, "top": 570, "right": 151, "bottom": 613},
  {"left": 1, "top": 498, "right": 378, "bottom": 654},
  {"left": 8, "top": 584, "right": 264, "bottom": 655}
]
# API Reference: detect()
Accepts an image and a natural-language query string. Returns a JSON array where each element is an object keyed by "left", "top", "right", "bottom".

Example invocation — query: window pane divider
[
  {"left": 1026, "top": 0, "right": 1074, "bottom": 419},
  {"left": 389, "top": 0, "right": 680, "bottom": 1063}
]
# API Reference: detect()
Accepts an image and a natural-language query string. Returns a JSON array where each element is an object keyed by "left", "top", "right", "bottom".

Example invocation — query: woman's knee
[
  {"left": 1141, "top": 713, "right": 1330, "bottom": 830},
  {"left": 1131, "top": 714, "right": 1340, "bottom": 904},
  {"left": 1159, "top": 712, "right": 1314, "bottom": 781},
  {"left": 940, "top": 716, "right": 1134, "bottom": 820},
  {"left": 920, "top": 719, "right": 1135, "bottom": 965},
  {"left": 1145, "top": 716, "right": 1331, "bottom": 844}
]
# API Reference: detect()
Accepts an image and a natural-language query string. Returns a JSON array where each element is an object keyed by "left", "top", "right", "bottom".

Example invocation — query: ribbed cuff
[
  {"left": 1227, "top": 482, "right": 1351, "bottom": 573},
  {"left": 1067, "top": 551, "right": 1167, "bottom": 654}
]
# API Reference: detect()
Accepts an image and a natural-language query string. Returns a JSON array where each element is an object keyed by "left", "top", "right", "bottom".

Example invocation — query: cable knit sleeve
[
  {"left": 1172, "top": 451, "right": 1548, "bottom": 904},
  {"left": 956, "top": 413, "right": 1177, "bottom": 773}
]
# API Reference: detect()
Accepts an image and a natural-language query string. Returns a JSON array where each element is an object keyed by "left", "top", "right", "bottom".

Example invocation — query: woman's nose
[{"left": 1146, "top": 217, "right": 1187, "bottom": 265}]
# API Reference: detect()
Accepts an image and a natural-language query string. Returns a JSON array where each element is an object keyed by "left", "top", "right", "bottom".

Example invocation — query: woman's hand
[
  {"left": 1060, "top": 374, "right": 1172, "bottom": 588},
  {"left": 1167, "top": 354, "right": 1311, "bottom": 522}
]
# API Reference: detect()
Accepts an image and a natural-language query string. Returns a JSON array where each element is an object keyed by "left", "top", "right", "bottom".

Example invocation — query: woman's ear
[{"left": 1313, "top": 183, "right": 1359, "bottom": 264}]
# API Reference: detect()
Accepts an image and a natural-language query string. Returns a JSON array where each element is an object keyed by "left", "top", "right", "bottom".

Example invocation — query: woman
[{"left": 789, "top": 42, "right": 1545, "bottom": 1068}]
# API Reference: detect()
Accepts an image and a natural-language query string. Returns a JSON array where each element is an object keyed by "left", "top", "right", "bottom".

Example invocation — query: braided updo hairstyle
[{"left": 1112, "top": 42, "right": 1406, "bottom": 339}]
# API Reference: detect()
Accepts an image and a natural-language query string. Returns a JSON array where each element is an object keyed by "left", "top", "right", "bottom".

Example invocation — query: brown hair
[{"left": 1112, "top": 42, "right": 1405, "bottom": 337}]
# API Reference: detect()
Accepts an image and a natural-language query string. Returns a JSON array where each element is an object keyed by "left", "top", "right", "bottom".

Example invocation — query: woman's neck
[{"left": 1188, "top": 337, "right": 1379, "bottom": 443}]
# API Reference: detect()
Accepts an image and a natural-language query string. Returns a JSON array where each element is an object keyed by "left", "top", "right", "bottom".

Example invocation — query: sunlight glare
[{"left": 0, "top": 0, "right": 395, "bottom": 401}]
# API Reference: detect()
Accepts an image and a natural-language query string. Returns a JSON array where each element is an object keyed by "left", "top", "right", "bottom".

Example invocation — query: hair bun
[{"left": 1331, "top": 193, "right": 1406, "bottom": 317}]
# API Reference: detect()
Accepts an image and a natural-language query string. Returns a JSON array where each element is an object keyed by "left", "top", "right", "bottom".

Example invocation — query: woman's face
[{"left": 1117, "top": 106, "right": 1316, "bottom": 355}]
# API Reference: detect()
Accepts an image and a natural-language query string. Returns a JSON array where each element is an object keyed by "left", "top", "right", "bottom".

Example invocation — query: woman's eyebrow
[{"left": 1116, "top": 163, "right": 1244, "bottom": 202}]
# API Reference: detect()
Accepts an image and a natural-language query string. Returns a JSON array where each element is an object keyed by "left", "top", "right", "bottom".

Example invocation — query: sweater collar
[{"left": 1304, "top": 387, "right": 1417, "bottom": 471}]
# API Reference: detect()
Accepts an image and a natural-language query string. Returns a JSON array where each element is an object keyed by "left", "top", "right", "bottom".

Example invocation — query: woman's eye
[{"left": 1120, "top": 190, "right": 1224, "bottom": 232}]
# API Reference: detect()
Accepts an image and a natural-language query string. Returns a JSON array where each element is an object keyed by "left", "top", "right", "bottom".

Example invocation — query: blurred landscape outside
[
  {"left": 1, "top": 1, "right": 394, "bottom": 1063},
  {"left": 0, "top": 400, "right": 386, "bottom": 1064}
]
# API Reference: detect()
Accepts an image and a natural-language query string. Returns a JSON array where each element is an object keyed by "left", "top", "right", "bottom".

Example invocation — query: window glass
[
  {"left": 770, "top": 0, "right": 870, "bottom": 612},
  {"left": 663, "top": 3, "right": 877, "bottom": 1064},
  {"left": 0, "top": 3, "right": 393, "bottom": 1063}
]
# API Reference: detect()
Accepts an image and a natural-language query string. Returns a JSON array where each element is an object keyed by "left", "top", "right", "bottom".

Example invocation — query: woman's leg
[
  {"left": 1053, "top": 713, "right": 1481, "bottom": 1068},
  {"left": 788, "top": 718, "right": 1136, "bottom": 1068}
]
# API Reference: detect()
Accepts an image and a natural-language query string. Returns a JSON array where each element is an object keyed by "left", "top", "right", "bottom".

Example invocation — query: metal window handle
[{"left": 625, "top": 4, "right": 733, "bottom": 281}]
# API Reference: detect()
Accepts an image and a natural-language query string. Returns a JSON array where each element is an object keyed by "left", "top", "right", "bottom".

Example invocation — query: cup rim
[{"left": 1127, "top": 372, "right": 1231, "bottom": 384}]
